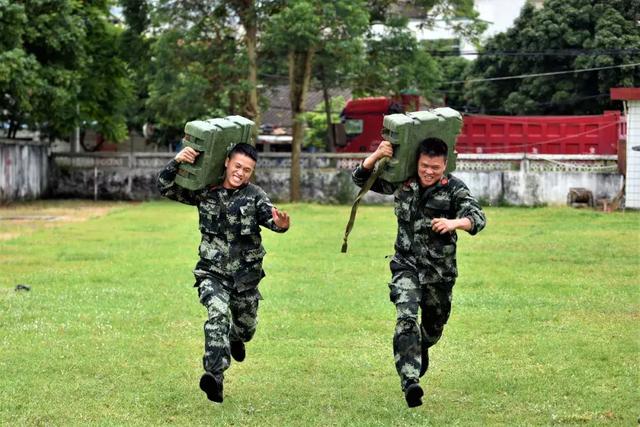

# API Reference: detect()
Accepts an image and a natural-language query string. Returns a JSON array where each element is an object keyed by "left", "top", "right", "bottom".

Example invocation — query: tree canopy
[
  {"left": 0, "top": 0, "right": 131, "bottom": 141},
  {"left": 1, "top": 0, "right": 489, "bottom": 148},
  {"left": 465, "top": 0, "right": 640, "bottom": 115}
]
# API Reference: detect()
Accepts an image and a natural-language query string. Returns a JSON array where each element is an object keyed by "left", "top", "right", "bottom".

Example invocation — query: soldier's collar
[
  {"left": 402, "top": 178, "right": 419, "bottom": 191},
  {"left": 210, "top": 182, "right": 249, "bottom": 191}
]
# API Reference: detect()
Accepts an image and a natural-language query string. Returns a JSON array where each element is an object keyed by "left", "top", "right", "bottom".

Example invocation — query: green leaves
[
  {"left": 466, "top": 0, "right": 640, "bottom": 115},
  {"left": 0, "top": 0, "right": 132, "bottom": 142},
  {"left": 353, "top": 18, "right": 440, "bottom": 99}
]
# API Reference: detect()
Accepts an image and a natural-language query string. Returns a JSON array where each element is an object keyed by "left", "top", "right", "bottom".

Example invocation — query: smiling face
[
  {"left": 417, "top": 154, "right": 446, "bottom": 188},
  {"left": 223, "top": 153, "right": 256, "bottom": 189}
]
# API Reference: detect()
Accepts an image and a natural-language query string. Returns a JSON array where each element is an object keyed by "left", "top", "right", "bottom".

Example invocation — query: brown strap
[{"left": 341, "top": 157, "right": 389, "bottom": 253}]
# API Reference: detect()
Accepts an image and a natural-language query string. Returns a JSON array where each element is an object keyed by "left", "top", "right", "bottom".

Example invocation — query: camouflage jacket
[
  {"left": 158, "top": 159, "right": 287, "bottom": 291},
  {"left": 352, "top": 164, "right": 486, "bottom": 284}
]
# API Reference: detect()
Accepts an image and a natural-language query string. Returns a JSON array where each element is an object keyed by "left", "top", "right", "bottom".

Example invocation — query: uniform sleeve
[
  {"left": 157, "top": 158, "right": 204, "bottom": 206},
  {"left": 451, "top": 181, "right": 486, "bottom": 235},
  {"left": 255, "top": 188, "right": 288, "bottom": 233},
  {"left": 351, "top": 162, "right": 398, "bottom": 195}
]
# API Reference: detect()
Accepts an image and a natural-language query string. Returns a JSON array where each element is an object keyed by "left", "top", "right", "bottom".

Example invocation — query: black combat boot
[
  {"left": 404, "top": 380, "right": 424, "bottom": 408},
  {"left": 419, "top": 348, "right": 429, "bottom": 377},
  {"left": 230, "top": 340, "right": 246, "bottom": 362},
  {"left": 419, "top": 325, "right": 429, "bottom": 377},
  {"left": 199, "top": 372, "right": 224, "bottom": 403}
]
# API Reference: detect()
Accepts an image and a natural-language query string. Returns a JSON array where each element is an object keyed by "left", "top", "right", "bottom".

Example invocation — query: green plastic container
[
  {"left": 175, "top": 115, "right": 255, "bottom": 190},
  {"left": 380, "top": 107, "right": 462, "bottom": 183}
]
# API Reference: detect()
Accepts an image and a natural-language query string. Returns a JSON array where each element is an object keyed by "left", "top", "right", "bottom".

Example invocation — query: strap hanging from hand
[{"left": 341, "top": 157, "right": 389, "bottom": 253}]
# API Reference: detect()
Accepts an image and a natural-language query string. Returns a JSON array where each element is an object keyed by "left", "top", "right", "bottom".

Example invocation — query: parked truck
[{"left": 333, "top": 96, "right": 623, "bottom": 155}]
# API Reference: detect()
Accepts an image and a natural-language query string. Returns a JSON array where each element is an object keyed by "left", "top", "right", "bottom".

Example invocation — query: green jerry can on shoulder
[
  {"left": 380, "top": 107, "right": 462, "bottom": 183},
  {"left": 175, "top": 115, "right": 255, "bottom": 190},
  {"left": 341, "top": 107, "right": 463, "bottom": 253}
]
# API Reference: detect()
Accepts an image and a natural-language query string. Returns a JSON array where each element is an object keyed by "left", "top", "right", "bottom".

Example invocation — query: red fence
[{"left": 456, "top": 111, "right": 622, "bottom": 155}]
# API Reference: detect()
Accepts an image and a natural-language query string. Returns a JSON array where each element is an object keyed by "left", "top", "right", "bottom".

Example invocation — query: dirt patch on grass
[{"left": 0, "top": 201, "right": 126, "bottom": 241}]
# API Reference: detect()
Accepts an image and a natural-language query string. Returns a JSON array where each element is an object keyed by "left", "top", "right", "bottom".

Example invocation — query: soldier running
[
  {"left": 352, "top": 137, "right": 486, "bottom": 407},
  {"left": 158, "top": 143, "right": 290, "bottom": 403}
]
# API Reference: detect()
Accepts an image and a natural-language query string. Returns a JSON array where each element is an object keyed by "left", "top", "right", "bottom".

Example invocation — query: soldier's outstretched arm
[
  {"left": 256, "top": 189, "right": 289, "bottom": 233},
  {"left": 157, "top": 147, "right": 205, "bottom": 205},
  {"left": 451, "top": 181, "right": 486, "bottom": 235}
]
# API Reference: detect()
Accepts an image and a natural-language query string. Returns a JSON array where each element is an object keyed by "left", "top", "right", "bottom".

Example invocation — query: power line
[
  {"left": 430, "top": 48, "right": 640, "bottom": 57},
  {"left": 441, "top": 62, "right": 640, "bottom": 85}
]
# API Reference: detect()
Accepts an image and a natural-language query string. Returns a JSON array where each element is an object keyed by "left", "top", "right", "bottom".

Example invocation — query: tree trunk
[
  {"left": 320, "top": 66, "right": 335, "bottom": 152},
  {"left": 8, "top": 120, "right": 18, "bottom": 139},
  {"left": 245, "top": 24, "right": 260, "bottom": 130},
  {"left": 288, "top": 48, "right": 315, "bottom": 202},
  {"left": 235, "top": 1, "right": 260, "bottom": 133}
]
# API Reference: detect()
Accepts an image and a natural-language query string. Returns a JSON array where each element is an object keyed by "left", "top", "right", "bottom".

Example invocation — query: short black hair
[
  {"left": 228, "top": 143, "right": 258, "bottom": 162},
  {"left": 418, "top": 137, "right": 448, "bottom": 159}
]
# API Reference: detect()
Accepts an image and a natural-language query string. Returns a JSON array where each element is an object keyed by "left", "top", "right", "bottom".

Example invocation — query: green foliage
[
  {"left": 147, "top": 1, "right": 257, "bottom": 146},
  {"left": 303, "top": 96, "right": 345, "bottom": 150},
  {"left": 0, "top": 0, "right": 131, "bottom": 141},
  {"left": 433, "top": 55, "right": 472, "bottom": 109},
  {"left": 79, "top": 6, "right": 132, "bottom": 142},
  {"left": 0, "top": 202, "right": 638, "bottom": 424},
  {"left": 368, "top": 0, "right": 486, "bottom": 42},
  {"left": 265, "top": 0, "right": 369, "bottom": 56},
  {"left": 466, "top": 0, "right": 640, "bottom": 115},
  {"left": 119, "top": 0, "right": 152, "bottom": 133},
  {"left": 352, "top": 16, "right": 441, "bottom": 99}
]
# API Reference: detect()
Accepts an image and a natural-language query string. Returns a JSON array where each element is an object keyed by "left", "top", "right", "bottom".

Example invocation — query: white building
[{"left": 611, "top": 88, "right": 640, "bottom": 209}]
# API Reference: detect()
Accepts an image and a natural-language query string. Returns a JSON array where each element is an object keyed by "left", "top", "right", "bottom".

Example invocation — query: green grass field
[{"left": 1, "top": 201, "right": 638, "bottom": 426}]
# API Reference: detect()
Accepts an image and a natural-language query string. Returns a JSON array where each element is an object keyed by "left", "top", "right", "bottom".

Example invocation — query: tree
[
  {"left": 352, "top": 16, "right": 441, "bottom": 100},
  {"left": 466, "top": 0, "right": 640, "bottom": 115},
  {"left": 153, "top": 0, "right": 284, "bottom": 136},
  {"left": 313, "top": 38, "right": 365, "bottom": 151},
  {"left": 264, "top": 0, "right": 369, "bottom": 201},
  {"left": 120, "top": 0, "right": 152, "bottom": 136},
  {"left": 0, "top": 0, "right": 131, "bottom": 142},
  {"left": 78, "top": 3, "right": 132, "bottom": 144},
  {"left": 147, "top": 2, "right": 251, "bottom": 146},
  {"left": 0, "top": 0, "right": 41, "bottom": 138},
  {"left": 303, "top": 96, "right": 346, "bottom": 150},
  {"left": 145, "top": 28, "right": 242, "bottom": 146},
  {"left": 367, "top": 0, "right": 485, "bottom": 42},
  {"left": 351, "top": 1, "right": 485, "bottom": 103},
  {"left": 424, "top": 39, "right": 473, "bottom": 109}
]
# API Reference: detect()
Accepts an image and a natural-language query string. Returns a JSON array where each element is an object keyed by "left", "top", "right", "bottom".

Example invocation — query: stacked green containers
[
  {"left": 175, "top": 115, "right": 255, "bottom": 190},
  {"left": 380, "top": 107, "right": 462, "bottom": 183}
]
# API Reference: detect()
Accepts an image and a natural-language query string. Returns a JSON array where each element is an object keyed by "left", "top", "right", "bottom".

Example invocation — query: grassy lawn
[{"left": 0, "top": 201, "right": 638, "bottom": 426}]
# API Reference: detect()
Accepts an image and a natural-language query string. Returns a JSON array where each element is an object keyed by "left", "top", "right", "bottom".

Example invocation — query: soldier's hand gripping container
[
  {"left": 175, "top": 115, "right": 255, "bottom": 190},
  {"left": 380, "top": 107, "right": 462, "bottom": 182}
]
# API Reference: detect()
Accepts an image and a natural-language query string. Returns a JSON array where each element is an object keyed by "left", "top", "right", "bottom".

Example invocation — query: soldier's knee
[{"left": 396, "top": 314, "right": 418, "bottom": 334}]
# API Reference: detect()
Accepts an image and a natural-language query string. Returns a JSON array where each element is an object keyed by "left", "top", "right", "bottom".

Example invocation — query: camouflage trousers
[
  {"left": 196, "top": 275, "right": 261, "bottom": 374},
  {"left": 389, "top": 261, "right": 453, "bottom": 391}
]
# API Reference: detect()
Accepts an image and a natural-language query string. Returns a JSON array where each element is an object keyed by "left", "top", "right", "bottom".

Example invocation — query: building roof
[{"left": 261, "top": 85, "right": 352, "bottom": 135}]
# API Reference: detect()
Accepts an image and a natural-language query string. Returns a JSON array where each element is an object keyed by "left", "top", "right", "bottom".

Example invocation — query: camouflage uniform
[
  {"left": 158, "top": 159, "right": 287, "bottom": 375},
  {"left": 352, "top": 164, "right": 486, "bottom": 391}
]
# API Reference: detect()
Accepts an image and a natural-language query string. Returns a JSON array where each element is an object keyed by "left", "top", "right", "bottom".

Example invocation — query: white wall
[
  {"left": 458, "top": 170, "right": 623, "bottom": 206},
  {"left": 0, "top": 140, "right": 50, "bottom": 202},
  {"left": 625, "top": 101, "right": 640, "bottom": 208}
]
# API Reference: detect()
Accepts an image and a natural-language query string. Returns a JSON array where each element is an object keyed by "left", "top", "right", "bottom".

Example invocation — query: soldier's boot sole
[
  {"left": 405, "top": 383, "right": 424, "bottom": 408},
  {"left": 199, "top": 372, "right": 223, "bottom": 403}
]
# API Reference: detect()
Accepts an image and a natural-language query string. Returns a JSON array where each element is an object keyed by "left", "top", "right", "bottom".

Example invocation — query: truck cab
[{"left": 334, "top": 95, "right": 419, "bottom": 152}]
